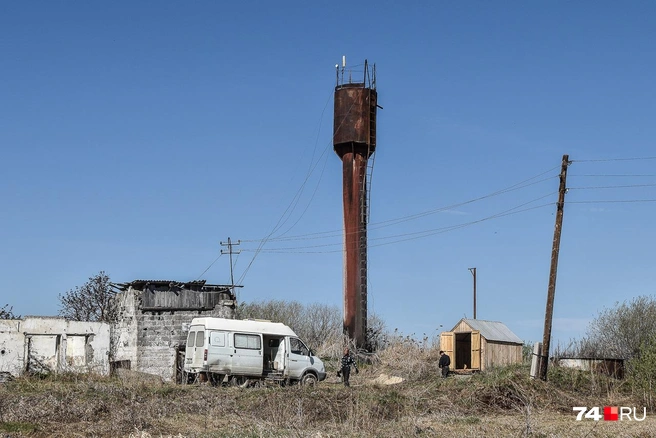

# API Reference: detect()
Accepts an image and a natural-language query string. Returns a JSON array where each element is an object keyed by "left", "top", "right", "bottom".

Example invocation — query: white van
[{"left": 183, "top": 317, "right": 327, "bottom": 386}]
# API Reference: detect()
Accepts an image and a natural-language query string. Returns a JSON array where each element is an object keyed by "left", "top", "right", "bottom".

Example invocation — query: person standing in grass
[
  {"left": 439, "top": 350, "right": 451, "bottom": 378},
  {"left": 340, "top": 348, "right": 358, "bottom": 387}
]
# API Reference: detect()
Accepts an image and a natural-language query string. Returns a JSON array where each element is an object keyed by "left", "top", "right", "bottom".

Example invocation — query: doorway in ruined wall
[
  {"left": 26, "top": 335, "right": 60, "bottom": 374},
  {"left": 175, "top": 345, "right": 186, "bottom": 384}
]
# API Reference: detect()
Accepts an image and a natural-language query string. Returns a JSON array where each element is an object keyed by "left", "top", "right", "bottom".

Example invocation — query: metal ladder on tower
[
  {"left": 361, "top": 164, "right": 373, "bottom": 224},
  {"left": 362, "top": 91, "right": 377, "bottom": 224}
]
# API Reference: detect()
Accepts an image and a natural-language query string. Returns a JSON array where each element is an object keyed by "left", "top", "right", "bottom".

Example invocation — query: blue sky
[{"left": 2, "top": 1, "right": 655, "bottom": 350}]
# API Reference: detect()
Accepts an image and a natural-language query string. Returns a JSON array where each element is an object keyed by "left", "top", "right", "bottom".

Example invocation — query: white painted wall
[
  {"left": 0, "top": 319, "right": 24, "bottom": 377},
  {"left": 0, "top": 317, "right": 110, "bottom": 377}
]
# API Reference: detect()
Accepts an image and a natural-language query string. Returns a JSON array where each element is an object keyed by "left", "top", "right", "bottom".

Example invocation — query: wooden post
[
  {"left": 469, "top": 267, "right": 477, "bottom": 319},
  {"left": 539, "top": 154, "right": 570, "bottom": 381}
]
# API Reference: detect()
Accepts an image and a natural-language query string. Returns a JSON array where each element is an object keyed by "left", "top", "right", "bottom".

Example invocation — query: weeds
[
  {"left": 0, "top": 421, "right": 38, "bottom": 433},
  {"left": 2, "top": 340, "right": 654, "bottom": 437}
]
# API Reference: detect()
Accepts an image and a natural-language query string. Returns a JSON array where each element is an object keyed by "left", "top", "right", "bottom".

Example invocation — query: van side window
[
  {"left": 195, "top": 331, "right": 205, "bottom": 348},
  {"left": 235, "top": 333, "right": 261, "bottom": 350},
  {"left": 290, "top": 338, "right": 309, "bottom": 356},
  {"left": 187, "top": 331, "right": 195, "bottom": 348},
  {"left": 210, "top": 332, "right": 225, "bottom": 347}
]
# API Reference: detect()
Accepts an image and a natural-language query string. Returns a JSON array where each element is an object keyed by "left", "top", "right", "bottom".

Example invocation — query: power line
[
  {"left": 569, "top": 174, "right": 656, "bottom": 177},
  {"left": 232, "top": 251, "right": 242, "bottom": 271},
  {"left": 367, "top": 175, "right": 557, "bottom": 232},
  {"left": 367, "top": 199, "right": 555, "bottom": 249},
  {"left": 368, "top": 192, "right": 556, "bottom": 244},
  {"left": 266, "top": 91, "right": 336, "bottom": 239},
  {"left": 196, "top": 92, "right": 335, "bottom": 283},
  {"left": 270, "top": 90, "right": 336, "bottom": 238},
  {"left": 240, "top": 166, "right": 560, "bottom": 244},
  {"left": 241, "top": 193, "right": 557, "bottom": 254},
  {"left": 195, "top": 253, "right": 223, "bottom": 280},
  {"left": 572, "top": 156, "right": 656, "bottom": 162},
  {"left": 568, "top": 183, "right": 656, "bottom": 190},
  {"left": 270, "top": 144, "right": 331, "bottom": 239},
  {"left": 244, "top": 203, "right": 554, "bottom": 254},
  {"left": 569, "top": 199, "right": 656, "bottom": 204},
  {"left": 236, "top": 100, "right": 357, "bottom": 285}
]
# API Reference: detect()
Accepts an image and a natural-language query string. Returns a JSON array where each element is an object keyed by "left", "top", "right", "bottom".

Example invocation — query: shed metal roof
[{"left": 454, "top": 319, "right": 523, "bottom": 344}]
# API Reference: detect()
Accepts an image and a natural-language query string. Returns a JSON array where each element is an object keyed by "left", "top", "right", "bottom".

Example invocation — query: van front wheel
[{"left": 301, "top": 373, "right": 317, "bottom": 386}]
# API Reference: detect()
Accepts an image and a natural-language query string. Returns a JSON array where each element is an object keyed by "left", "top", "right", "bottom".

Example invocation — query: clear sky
[{"left": 2, "top": 1, "right": 655, "bottom": 349}]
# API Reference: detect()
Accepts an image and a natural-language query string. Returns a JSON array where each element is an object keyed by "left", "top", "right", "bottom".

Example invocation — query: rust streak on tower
[{"left": 333, "top": 59, "right": 377, "bottom": 348}]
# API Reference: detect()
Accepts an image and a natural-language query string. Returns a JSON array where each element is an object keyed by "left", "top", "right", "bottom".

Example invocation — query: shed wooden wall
[
  {"left": 452, "top": 320, "right": 522, "bottom": 371},
  {"left": 453, "top": 320, "right": 471, "bottom": 332},
  {"left": 483, "top": 341, "right": 522, "bottom": 370}
]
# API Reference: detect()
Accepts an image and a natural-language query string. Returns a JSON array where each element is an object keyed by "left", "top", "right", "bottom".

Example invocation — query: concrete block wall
[
  {"left": 112, "top": 286, "right": 235, "bottom": 381},
  {"left": 136, "top": 308, "right": 234, "bottom": 381}
]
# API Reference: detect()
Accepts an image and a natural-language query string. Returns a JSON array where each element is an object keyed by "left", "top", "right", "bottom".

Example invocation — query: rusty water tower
[{"left": 333, "top": 58, "right": 378, "bottom": 348}]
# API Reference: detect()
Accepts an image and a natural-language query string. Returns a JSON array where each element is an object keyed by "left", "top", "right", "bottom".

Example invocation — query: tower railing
[{"left": 336, "top": 60, "right": 376, "bottom": 89}]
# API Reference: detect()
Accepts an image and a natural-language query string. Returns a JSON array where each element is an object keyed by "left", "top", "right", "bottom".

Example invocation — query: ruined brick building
[
  {"left": 0, "top": 317, "right": 111, "bottom": 378},
  {"left": 111, "top": 280, "right": 236, "bottom": 381}
]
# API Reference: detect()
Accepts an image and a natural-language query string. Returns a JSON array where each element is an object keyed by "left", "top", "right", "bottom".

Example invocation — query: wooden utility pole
[
  {"left": 468, "top": 267, "right": 477, "bottom": 319},
  {"left": 220, "top": 237, "right": 241, "bottom": 297},
  {"left": 539, "top": 154, "right": 570, "bottom": 381}
]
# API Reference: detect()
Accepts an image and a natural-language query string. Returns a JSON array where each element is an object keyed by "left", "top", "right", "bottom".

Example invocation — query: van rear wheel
[
  {"left": 183, "top": 372, "right": 196, "bottom": 385},
  {"left": 301, "top": 373, "right": 317, "bottom": 386},
  {"left": 209, "top": 373, "right": 225, "bottom": 386}
]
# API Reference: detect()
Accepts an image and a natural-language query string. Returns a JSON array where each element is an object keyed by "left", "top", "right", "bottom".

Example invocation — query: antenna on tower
[{"left": 341, "top": 55, "right": 346, "bottom": 83}]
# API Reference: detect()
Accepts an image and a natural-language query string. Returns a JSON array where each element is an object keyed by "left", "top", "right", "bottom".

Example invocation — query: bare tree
[
  {"left": 237, "top": 299, "right": 305, "bottom": 332},
  {"left": 58, "top": 271, "right": 116, "bottom": 322},
  {"left": 0, "top": 304, "right": 18, "bottom": 319},
  {"left": 366, "top": 313, "right": 388, "bottom": 352},
  {"left": 299, "top": 303, "right": 342, "bottom": 350},
  {"left": 237, "top": 299, "right": 343, "bottom": 352},
  {"left": 236, "top": 299, "right": 391, "bottom": 356},
  {"left": 577, "top": 295, "right": 656, "bottom": 359}
]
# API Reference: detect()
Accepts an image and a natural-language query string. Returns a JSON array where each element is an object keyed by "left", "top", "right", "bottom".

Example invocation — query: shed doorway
[
  {"left": 455, "top": 332, "right": 472, "bottom": 370},
  {"left": 440, "top": 330, "right": 481, "bottom": 371}
]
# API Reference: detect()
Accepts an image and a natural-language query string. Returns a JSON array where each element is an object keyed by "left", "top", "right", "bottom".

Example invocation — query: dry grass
[{"left": 1, "top": 342, "right": 654, "bottom": 437}]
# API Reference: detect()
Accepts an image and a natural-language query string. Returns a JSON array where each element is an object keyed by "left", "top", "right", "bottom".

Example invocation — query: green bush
[{"left": 628, "top": 334, "right": 656, "bottom": 410}]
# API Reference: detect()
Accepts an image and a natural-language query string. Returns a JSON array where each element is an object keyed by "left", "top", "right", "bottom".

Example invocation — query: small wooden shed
[{"left": 440, "top": 318, "right": 523, "bottom": 371}]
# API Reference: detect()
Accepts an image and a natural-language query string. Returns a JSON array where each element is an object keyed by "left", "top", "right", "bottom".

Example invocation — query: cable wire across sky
[
  {"left": 206, "top": 145, "right": 656, "bottom": 284},
  {"left": 230, "top": 154, "right": 656, "bottom": 271}
]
